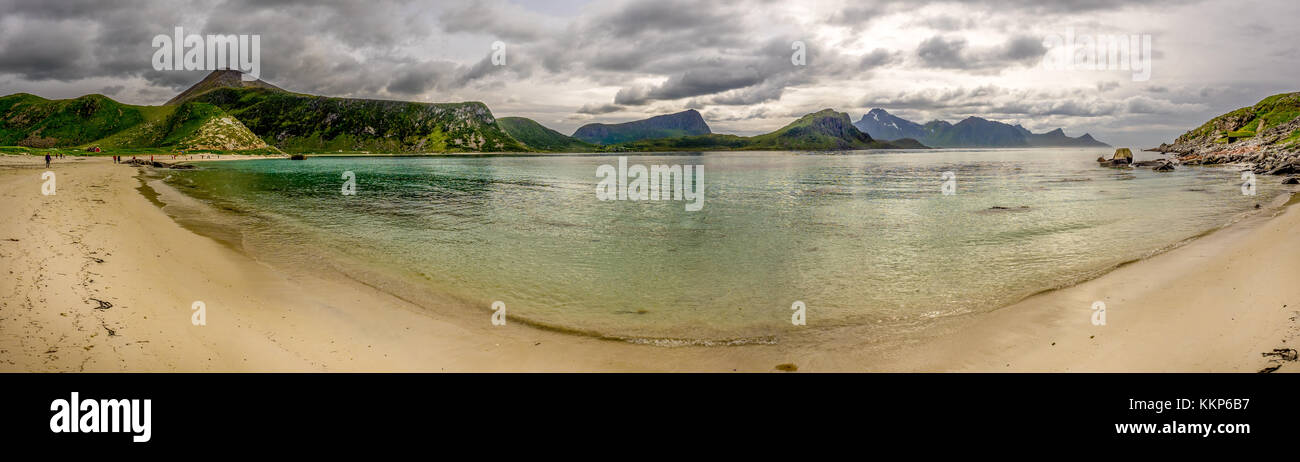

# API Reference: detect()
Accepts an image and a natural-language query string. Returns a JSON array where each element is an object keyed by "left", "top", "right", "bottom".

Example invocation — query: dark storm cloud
[
  {"left": 577, "top": 103, "right": 624, "bottom": 114},
  {"left": 616, "top": 67, "right": 766, "bottom": 105},
  {"left": 915, "top": 34, "right": 1046, "bottom": 71},
  {"left": 0, "top": 19, "right": 90, "bottom": 80},
  {"left": 0, "top": 0, "right": 189, "bottom": 81},
  {"left": 861, "top": 85, "right": 1206, "bottom": 121},
  {"left": 588, "top": 0, "right": 742, "bottom": 39},
  {"left": 0, "top": 0, "right": 1280, "bottom": 150},
  {"left": 439, "top": 0, "right": 552, "bottom": 41}
]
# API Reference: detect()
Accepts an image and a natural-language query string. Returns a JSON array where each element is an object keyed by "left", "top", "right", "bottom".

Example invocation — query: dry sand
[{"left": 1, "top": 154, "right": 1296, "bottom": 372}]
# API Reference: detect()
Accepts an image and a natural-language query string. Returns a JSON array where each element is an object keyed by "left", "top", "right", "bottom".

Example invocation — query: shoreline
[{"left": 1, "top": 155, "right": 1296, "bottom": 371}]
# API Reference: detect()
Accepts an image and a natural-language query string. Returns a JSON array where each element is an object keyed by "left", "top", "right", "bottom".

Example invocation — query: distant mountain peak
[
  {"left": 854, "top": 108, "right": 928, "bottom": 142},
  {"left": 165, "top": 69, "right": 285, "bottom": 106},
  {"left": 572, "top": 109, "right": 710, "bottom": 144},
  {"left": 853, "top": 108, "right": 1109, "bottom": 148}
]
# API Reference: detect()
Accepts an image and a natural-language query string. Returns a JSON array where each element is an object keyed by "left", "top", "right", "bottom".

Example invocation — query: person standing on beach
[{"left": 44, "top": 154, "right": 51, "bottom": 167}]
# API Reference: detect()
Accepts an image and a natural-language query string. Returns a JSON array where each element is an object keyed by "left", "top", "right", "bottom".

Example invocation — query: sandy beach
[{"left": 1, "top": 154, "right": 1296, "bottom": 372}]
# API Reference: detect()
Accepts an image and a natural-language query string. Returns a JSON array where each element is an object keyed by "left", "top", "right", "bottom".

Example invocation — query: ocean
[{"left": 155, "top": 149, "right": 1282, "bottom": 344}]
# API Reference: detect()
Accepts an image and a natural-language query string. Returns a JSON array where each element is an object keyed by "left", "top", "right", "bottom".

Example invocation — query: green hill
[
  {"left": 0, "top": 94, "right": 144, "bottom": 147},
  {"left": 1158, "top": 92, "right": 1300, "bottom": 173},
  {"left": 1175, "top": 92, "right": 1300, "bottom": 146},
  {"left": 0, "top": 93, "right": 267, "bottom": 152},
  {"left": 572, "top": 109, "right": 711, "bottom": 145},
  {"left": 747, "top": 109, "right": 885, "bottom": 149},
  {"left": 189, "top": 86, "right": 524, "bottom": 153},
  {"left": 165, "top": 69, "right": 288, "bottom": 106},
  {"left": 497, "top": 117, "right": 594, "bottom": 152},
  {"left": 94, "top": 102, "right": 269, "bottom": 151}
]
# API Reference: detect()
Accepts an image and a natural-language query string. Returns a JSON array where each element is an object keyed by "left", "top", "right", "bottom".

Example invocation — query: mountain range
[
  {"left": 173, "top": 70, "right": 524, "bottom": 153},
  {"left": 611, "top": 109, "right": 925, "bottom": 151},
  {"left": 853, "top": 108, "right": 1108, "bottom": 148},
  {"left": 0, "top": 70, "right": 920, "bottom": 154}
]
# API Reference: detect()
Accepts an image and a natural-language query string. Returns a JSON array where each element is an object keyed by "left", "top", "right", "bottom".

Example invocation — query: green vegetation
[
  {"left": 497, "top": 117, "right": 595, "bottom": 152},
  {"left": 3, "top": 71, "right": 928, "bottom": 156},
  {"left": 1178, "top": 92, "right": 1300, "bottom": 144},
  {"left": 747, "top": 109, "right": 882, "bottom": 150},
  {"left": 92, "top": 102, "right": 268, "bottom": 151},
  {"left": 572, "top": 109, "right": 711, "bottom": 145},
  {"left": 0, "top": 92, "right": 270, "bottom": 154},
  {"left": 618, "top": 133, "right": 753, "bottom": 151},
  {"left": 0, "top": 94, "right": 144, "bottom": 147},
  {"left": 1284, "top": 128, "right": 1300, "bottom": 147},
  {"left": 189, "top": 87, "right": 526, "bottom": 153}
]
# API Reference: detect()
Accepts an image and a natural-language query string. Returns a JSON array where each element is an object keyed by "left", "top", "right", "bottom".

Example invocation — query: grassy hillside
[
  {"left": 617, "top": 133, "right": 754, "bottom": 151},
  {"left": 1177, "top": 92, "right": 1300, "bottom": 146},
  {"left": 189, "top": 87, "right": 525, "bottom": 153},
  {"left": 498, "top": 117, "right": 594, "bottom": 152},
  {"left": 572, "top": 109, "right": 710, "bottom": 145},
  {"left": 0, "top": 94, "right": 145, "bottom": 147},
  {"left": 0, "top": 93, "right": 267, "bottom": 152},
  {"left": 747, "top": 109, "right": 882, "bottom": 149},
  {"left": 93, "top": 102, "right": 268, "bottom": 151}
]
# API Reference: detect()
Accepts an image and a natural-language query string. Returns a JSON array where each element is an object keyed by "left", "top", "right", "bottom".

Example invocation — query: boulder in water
[{"left": 1099, "top": 148, "right": 1134, "bottom": 167}]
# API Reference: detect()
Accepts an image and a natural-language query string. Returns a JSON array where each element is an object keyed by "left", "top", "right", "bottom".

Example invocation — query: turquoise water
[{"left": 161, "top": 149, "right": 1281, "bottom": 343}]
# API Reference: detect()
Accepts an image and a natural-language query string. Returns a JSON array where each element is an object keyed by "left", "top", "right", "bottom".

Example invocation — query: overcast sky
[{"left": 1, "top": 0, "right": 1297, "bottom": 148}]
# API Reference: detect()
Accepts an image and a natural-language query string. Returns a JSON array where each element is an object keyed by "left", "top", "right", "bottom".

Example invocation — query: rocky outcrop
[
  {"left": 1099, "top": 148, "right": 1134, "bottom": 167},
  {"left": 1152, "top": 92, "right": 1300, "bottom": 174},
  {"left": 122, "top": 159, "right": 196, "bottom": 169}
]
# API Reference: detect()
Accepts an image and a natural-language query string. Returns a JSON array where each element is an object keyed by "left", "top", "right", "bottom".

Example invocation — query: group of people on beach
[
  {"left": 44, "top": 152, "right": 69, "bottom": 166},
  {"left": 39, "top": 151, "right": 217, "bottom": 168}
]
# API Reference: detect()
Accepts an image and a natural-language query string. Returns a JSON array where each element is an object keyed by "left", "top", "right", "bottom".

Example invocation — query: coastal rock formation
[
  {"left": 1100, "top": 148, "right": 1133, "bottom": 167},
  {"left": 122, "top": 159, "right": 196, "bottom": 169},
  {"left": 1153, "top": 92, "right": 1300, "bottom": 174}
]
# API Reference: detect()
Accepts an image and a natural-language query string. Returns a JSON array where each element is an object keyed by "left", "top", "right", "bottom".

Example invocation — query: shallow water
[{"left": 162, "top": 149, "right": 1281, "bottom": 342}]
